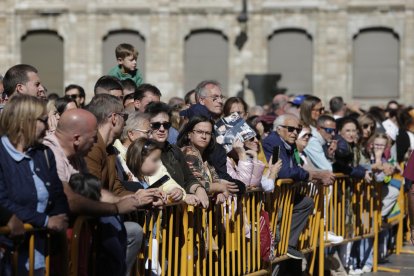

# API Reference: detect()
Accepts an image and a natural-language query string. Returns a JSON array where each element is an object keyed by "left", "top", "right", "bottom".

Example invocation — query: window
[
  {"left": 21, "top": 30, "right": 64, "bottom": 94},
  {"left": 268, "top": 29, "right": 313, "bottom": 95},
  {"left": 353, "top": 28, "right": 399, "bottom": 98},
  {"left": 184, "top": 30, "right": 229, "bottom": 93}
]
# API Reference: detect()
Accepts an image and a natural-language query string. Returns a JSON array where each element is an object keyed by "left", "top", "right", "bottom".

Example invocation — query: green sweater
[{"left": 108, "top": 65, "right": 143, "bottom": 86}]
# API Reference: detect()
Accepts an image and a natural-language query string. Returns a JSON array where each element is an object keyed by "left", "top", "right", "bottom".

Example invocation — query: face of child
[
  {"left": 373, "top": 137, "right": 387, "bottom": 152},
  {"left": 118, "top": 55, "right": 137, "bottom": 72},
  {"left": 141, "top": 149, "right": 162, "bottom": 177}
]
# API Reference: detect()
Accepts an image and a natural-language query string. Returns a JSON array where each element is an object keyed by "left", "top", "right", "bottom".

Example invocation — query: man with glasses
[
  {"left": 305, "top": 115, "right": 338, "bottom": 171},
  {"left": 262, "top": 114, "right": 335, "bottom": 259},
  {"left": 195, "top": 80, "right": 225, "bottom": 120}
]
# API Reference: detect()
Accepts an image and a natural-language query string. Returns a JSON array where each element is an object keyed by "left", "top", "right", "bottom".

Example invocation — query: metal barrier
[
  {"left": 0, "top": 224, "right": 52, "bottom": 276},
  {"left": 0, "top": 174, "right": 406, "bottom": 276}
]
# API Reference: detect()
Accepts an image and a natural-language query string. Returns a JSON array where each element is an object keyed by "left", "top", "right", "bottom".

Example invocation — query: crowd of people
[{"left": 0, "top": 42, "right": 413, "bottom": 276}]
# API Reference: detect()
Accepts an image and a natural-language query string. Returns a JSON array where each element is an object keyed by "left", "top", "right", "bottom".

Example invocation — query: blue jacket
[
  {"left": 262, "top": 131, "right": 309, "bottom": 181},
  {"left": 0, "top": 142, "right": 68, "bottom": 227},
  {"left": 333, "top": 135, "right": 366, "bottom": 178}
]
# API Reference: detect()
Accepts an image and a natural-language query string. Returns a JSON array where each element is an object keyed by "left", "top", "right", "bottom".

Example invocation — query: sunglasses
[
  {"left": 312, "top": 107, "right": 325, "bottom": 113},
  {"left": 150, "top": 121, "right": 172, "bottom": 130},
  {"left": 322, "top": 127, "right": 336, "bottom": 135},
  {"left": 67, "top": 94, "right": 80, "bottom": 100},
  {"left": 279, "top": 125, "right": 302, "bottom": 134},
  {"left": 363, "top": 124, "right": 375, "bottom": 130}
]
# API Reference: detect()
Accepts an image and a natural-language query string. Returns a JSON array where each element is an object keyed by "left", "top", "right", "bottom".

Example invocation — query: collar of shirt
[
  {"left": 279, "top": 136, "right": 292, "bottom": 151},
  {"left": 1, "top": 135, "right": 31, "bottom": 162}
]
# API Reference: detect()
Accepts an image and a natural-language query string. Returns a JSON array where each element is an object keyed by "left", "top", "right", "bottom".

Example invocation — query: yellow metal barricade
[{"left": 0, "top": 224, "right": 54, "bottom": 276}]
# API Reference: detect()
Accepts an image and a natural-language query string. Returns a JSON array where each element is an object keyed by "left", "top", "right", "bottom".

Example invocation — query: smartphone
[
  {"left": 150, "top": 175, "right": 170, "bottom": 188},
  {"left": 272, "top": 146, "right": 280, "bottom": 164}
]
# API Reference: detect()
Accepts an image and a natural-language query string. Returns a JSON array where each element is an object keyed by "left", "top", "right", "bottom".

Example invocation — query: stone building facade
[{"left": 0, "top": 0, "right": 413, "bottom": 106}]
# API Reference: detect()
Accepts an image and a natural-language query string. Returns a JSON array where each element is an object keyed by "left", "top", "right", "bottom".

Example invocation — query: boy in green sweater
[{"left": 108, "top": 43, "right": 143, "bottom": 86}]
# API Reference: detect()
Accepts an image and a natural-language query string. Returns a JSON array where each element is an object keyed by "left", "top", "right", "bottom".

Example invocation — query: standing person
[
  {"left": 108, "top": 43, "right": 143, "bottom": 86},
  {"left": 0, "top": 94, "right": 69, "bottom": 274}
]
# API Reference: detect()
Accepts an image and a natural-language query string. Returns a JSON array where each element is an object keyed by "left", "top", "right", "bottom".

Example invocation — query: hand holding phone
[{"left": 272, "top": 146, "right": 280, "bottom": 164}]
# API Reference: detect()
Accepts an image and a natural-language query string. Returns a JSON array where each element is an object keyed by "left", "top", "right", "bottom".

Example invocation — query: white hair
[{"left": 273, "top": 114, "right": 299, "bottom": 131}]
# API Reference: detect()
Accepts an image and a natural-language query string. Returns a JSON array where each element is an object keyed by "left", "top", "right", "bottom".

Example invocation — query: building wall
[{"left": 0, "top": 0, "right": 413, "bottom": 106}]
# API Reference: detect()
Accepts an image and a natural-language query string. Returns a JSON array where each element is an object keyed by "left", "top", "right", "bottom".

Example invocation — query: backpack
[{"left": 260, "top": 209, "right": 275, "bottom": 262}]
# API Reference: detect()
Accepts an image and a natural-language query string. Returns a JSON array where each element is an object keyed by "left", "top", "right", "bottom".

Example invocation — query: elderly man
[{"left": 262, "top": 114, "right": 335, "bottom": 259}]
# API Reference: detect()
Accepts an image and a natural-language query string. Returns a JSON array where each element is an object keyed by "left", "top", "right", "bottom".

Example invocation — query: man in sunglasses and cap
[{"left": 262, "top": 114, "right": 335, "bottom": 260}]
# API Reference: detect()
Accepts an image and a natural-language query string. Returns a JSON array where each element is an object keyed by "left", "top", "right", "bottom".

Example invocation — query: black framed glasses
[
  {"left": 192, "top": 129, "right": 212, "bottom": 136},
  {"left": 150, "top": 121, "right": 172, "bottom": 130},
  {"left": 279, "top": 125, "right": 302, "bottom": 134}
]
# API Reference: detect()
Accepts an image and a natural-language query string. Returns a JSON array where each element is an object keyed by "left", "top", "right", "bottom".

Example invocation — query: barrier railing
[
  {"left": 0, "top": 224, "right": 53, "bottom": 276},
  {"left": 0, "top": 174, "right": 406, "bottom": 276}
]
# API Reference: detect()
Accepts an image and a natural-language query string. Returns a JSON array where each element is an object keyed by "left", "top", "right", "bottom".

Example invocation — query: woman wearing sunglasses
[{"left": 145, "top": 102, "right": 209, "bottom": 208}]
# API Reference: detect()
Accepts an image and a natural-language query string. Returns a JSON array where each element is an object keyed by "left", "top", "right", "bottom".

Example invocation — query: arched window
[
  {"left": 268, "top": 29, "right": 313, "bottom": 95},
  {"left": 21, "top": 30, "right": 64, "bottom": 94},
  {"left": 102, "top": 30, "right": 146, "bottom": 79},
  {"left": 353, "top": 28, "right": 399, "bottom": 98},
  {"left": 184, "top": 30, "right": 229, "bottom": 93}
]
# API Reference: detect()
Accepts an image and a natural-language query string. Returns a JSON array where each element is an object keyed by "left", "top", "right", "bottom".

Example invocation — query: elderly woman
[
  {"left": 114, "top": 112, "right": 152, "bottom": 182},
  {"left": 0, "top": 94, "right": 68, "bottom": 274}
]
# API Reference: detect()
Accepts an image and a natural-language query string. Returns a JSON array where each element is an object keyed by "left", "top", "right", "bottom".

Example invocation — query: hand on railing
[
  {"left": 135, "top": 188, "right": 166, "bottom": 208},
  {"left": 184, "top": 194, "right": 200, "bottom": 206},
  {"left": 195, "top": 186, "right": 209, "bottom": 209},
  {"left": 6, "top": 214, "right": 25, "bottom": 237},
  {"left": 47, "top": 214, "right": 68, "bottom": 232},
  {"left": 222, "top": 179, "right": 239, "bottom": 194},
  {"left": 364, "top": 171, "right": 373, "bottom": 183},
  {"left": 167, "top": 188, "right": 184, "bottom": 202}
]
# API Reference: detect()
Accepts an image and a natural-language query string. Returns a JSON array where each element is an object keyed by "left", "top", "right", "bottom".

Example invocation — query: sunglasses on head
[
  {"left": 279, "top": 125, "right": 302, "bottom": 133},
  {"left": 150, "top": 121, "right": 172, "bottom": 130}
]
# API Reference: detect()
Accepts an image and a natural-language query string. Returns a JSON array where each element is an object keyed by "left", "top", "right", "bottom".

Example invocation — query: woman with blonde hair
[{"left": 0, "top": 94, "right": 68, "bottom": 274}]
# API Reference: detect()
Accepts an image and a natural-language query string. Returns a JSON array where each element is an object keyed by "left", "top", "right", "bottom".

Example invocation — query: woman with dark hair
[
  {"left": 177, "top": 116, "right": 238, "bottom": 203},
  {"left": 333, "top": 117, "right": 371, "bottom": 181},
  {"left": 55, "top": 96, "right": 78, "bottom": 116},
  {"left": 223, "top": 97, "right": 249, "bottom": 119},
  {"left": 300, "top": 95, "right": 324, "bottom": 128}
]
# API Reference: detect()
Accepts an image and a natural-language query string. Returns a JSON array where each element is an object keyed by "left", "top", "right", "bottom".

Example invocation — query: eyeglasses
[
  {"left": 192, "top": 129, "right": 212, "bottom": 136},
  {"left": 301, "top": 133, "right": 313, "bottom": 139},
  {"left": 115, "top": 112, "right": 128, "bottom": 121},
  {"left": 204, "top": 95, "right": 225, "bottom": 102},
  {"left": 279, "top": 125, "right": 303, "bottom": 134},
  {"left": 67, "top": 94, "right": 80, "bottom": 100},
  {"left": 312, "top": 107, "right": 325, "bottom": 113},
  {"left": 150, "top": 121, "right": 172, "bottom": 130},
  {"left": 37, "top": 116, "right": 48, "bottom": 125},
  {"left": 363, "top": 124, "right": 375, "bottom": 130},
  {"left": 321, "top": 127, "right": 336, "bottom": 135}
]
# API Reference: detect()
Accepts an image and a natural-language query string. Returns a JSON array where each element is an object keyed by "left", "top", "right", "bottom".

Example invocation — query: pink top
[{"left": 226, "top": 157, "right": 265, "bottom": 187}]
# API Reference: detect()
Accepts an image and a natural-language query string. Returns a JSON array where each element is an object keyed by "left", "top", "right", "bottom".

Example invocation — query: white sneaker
[
  {"left": 348, "top": 268, "right": 363, "bottom": 275},
  {"left": 325, "top": 231, "right": 344, "bottom": 244},
  {"left": 362, "top": 265, "right": 372, "bottom": 273}
]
